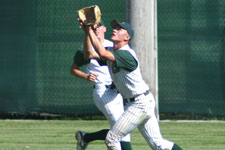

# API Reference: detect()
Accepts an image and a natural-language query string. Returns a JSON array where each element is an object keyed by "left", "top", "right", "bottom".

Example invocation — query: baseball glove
[{"left": 77, "top": 5, "right": 102, "bottom": 29}]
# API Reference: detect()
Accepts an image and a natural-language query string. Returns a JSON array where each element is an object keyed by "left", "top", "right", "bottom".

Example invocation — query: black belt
[
  {"left": 93, "top": 83, "right": 116, "bottom": 89},
  {"left": 125, "top": 90, "right": 150, "bottom": 103}
]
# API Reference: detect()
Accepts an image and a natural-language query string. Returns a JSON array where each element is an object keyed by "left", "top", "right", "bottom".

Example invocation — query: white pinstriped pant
[
  {"left": 93, "top": 84, "right": 131, "bottom": 142},
  {"left": 105, "top": 92, "right": 174, "bottom": 150}
]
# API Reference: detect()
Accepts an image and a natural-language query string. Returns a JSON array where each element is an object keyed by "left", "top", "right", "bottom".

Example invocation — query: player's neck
[{"left": 113, "top": 41, "right": 128, "bottom": 51}]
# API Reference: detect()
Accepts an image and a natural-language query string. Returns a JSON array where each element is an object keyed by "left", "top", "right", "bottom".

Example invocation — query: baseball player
[
  {"left": 81, "top": 19, "right": 183, "bottom": 150},
  {"left": 70, "top": 20, "right": 132, "bottom": 150}
]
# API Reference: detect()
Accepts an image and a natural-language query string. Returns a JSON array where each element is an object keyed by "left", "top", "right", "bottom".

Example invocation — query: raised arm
[
  {"left": 87, "top": 27, "right": 116, "bottom": 62},
  {"left": 77, "top": 18, "right": 100, "bottom": 59},
  {"left": 83, "top": 28, "right": 100, "bottom": 59}
]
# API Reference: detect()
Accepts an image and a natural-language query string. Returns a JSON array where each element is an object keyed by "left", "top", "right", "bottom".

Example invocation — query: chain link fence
[
  {"left": 158, "top": 0, "right": 225, "bottom": 116},
  {"left": 0, "top": 0, "right": 224, "bottom": 117},
  {"left": 0, "top": 0, "right": 125, "bottom": 116}
]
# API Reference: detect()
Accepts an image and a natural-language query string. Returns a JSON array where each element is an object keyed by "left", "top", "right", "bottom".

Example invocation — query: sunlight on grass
[{"left": 0, "top": 120, "right": 224, "bottom": 150}]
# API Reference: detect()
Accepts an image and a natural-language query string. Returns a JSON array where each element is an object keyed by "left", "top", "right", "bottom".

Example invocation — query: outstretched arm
[
  {"left": 87, "top": 27, "right": 116, "bottom": 62},
  {"left": 78, "top": 18, "right": 100, "bottom": 59},
  {"left": 83, "top": 28, "right": 100, "bottom": 59}
]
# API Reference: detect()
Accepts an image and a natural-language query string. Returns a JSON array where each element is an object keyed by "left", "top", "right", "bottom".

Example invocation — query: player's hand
[
  {"left": 78, "top": 18, "right": 84, "bottom": 26},
  {"left": 87, "top": 73, "right": 98, "bottom": 82},
  {"left": 77, "top": 18, "right": 86, "bottom": 30},
  {"left": 78, "top": 18, "right": 93, "bottom": 32}
]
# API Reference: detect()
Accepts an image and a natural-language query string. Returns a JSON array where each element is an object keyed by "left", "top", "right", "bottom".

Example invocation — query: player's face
[{"left": 111, "top": 26, "right": 130, "bottom": 42}]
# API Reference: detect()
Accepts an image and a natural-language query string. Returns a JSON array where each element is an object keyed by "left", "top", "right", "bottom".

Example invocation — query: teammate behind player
[
  {"left": 70, "top": 20, "right": 132, "bottom": 150},
  {"left": 80, "top": 19, "right": 183, "bottom": 150}
]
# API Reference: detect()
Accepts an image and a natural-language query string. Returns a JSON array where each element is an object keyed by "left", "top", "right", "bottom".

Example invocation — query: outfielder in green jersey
[
  {"left": 80, "top": 19, "right": 182, "bottom": 150},
  {"left": 72, "top": 20, "right": 132, "bottom": 150}
]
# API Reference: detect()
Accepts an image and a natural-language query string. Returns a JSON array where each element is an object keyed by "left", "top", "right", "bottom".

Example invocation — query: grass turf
[{"left": 0, "top": 120, "right": 224, "bottom": 150}]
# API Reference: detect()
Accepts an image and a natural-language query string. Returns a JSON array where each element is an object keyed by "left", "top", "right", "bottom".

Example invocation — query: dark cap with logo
[{"left": 110, "top": 19, "right": 134, "bottom": 40}]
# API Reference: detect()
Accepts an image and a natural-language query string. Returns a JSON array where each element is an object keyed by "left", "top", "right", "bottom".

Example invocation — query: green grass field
[{"left": 0, "top": 120, "right": 224, "bottom": 150}]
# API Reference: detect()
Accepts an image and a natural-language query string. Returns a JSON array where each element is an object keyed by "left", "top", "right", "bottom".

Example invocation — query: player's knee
[{"left": 105, "top": 130, "right": 121, "bottom": 150}]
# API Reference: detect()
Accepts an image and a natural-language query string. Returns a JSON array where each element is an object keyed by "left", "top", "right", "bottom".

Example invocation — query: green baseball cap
[{"left": 110, "top": 19, "right": 134, "bottom": 40}]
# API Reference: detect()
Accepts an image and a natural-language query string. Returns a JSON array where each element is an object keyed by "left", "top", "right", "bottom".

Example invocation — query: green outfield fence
[{"left": 0, "top": 0, "right": 224, "bottom": 117}]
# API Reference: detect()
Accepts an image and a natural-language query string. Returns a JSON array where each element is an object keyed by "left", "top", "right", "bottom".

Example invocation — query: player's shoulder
[
  {"left": 121, "top": 45, "right": 137, "bottom": 58},
  {"left": 116, "top": 45, "right": 138, "bottom": 62},
  {"left": 118, "top": 45, "right": 135, "bottom": 54}
]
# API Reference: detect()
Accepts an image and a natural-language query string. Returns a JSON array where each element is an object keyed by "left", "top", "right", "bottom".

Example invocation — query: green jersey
[{"left": 107, "top": 44, "right": 149, "bottom": 99}]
